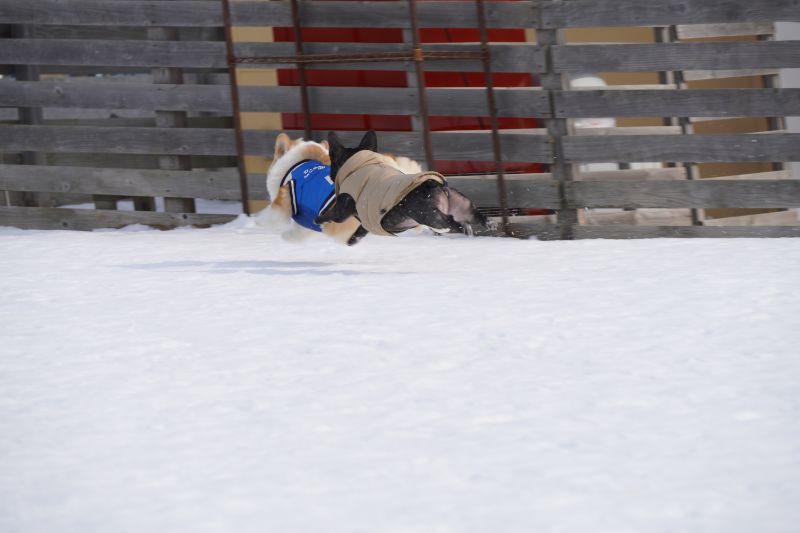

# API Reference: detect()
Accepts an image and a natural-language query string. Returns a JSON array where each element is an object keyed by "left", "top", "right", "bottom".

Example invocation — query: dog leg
[
  {"left": 321, "top": 216, "right": 364, "bottom": 245},
  {"left": 255, "top": 185, "right": 293, "bottom": 228},
  {"left": 315, "top": 194, "right": 357, "bottom": 224},
  {"left": 346, "top": 225, "right": 369, "bottom": 246}
]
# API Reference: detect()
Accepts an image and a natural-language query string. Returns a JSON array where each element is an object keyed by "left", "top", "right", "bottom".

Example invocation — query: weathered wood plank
[
  {"left": 706, "top": 170, "right": 791, "bottom": 181},
  {"left": 148, "top": 26, "right": 192, "bottom": 214},
  {"left": 540, "top": 0, "right": 800, "bottom": 29},
  {"left": 567, "top": 180, "right": 800, "bottom": 209},
  {"left": 0, "top": 125, "right": 553, "bottom": 162},
  {"left": 0, "top": 164, "right": 266, "bottom": 200},
  {"left": 563, "top": 134, "right": 800, "bottom": 163},
  {"left": 0, "top": 206, "right": 235, "bottom": 230},
  {"left": 446, "top": 177, "right": 560, "bottom": 209},
  {"left": 703, "top": 210, "right": 800, "bottom": 226},
  {"left": 676, "top": 22, "right": 775, "bottom": 40},
  {"left": 553, "top": 42, "right": 800, "bottom": 73},
  {"left": 582, "top": 209, "right": 693, "bottom": 227},
  {"left": 683, "top": 68, "right": 780, "bottom": 81},
  {"left": 446, "top": 167, "right": 687, "bottom": 183},
  {"left": 27, "top": 26, "right": 217, "bottom": 41},
  {"left": 0, "top": 81, "right": 550, "bottom": 117},
  {"left": 572, "top": 225, "right": 800, "bottom": 239},
  {"left": 0, "top": 39, "right": 543, "bottom": 72},
  {"left": 0, "top": 0, "right": 538, "bottom": 28},
  {"left": 555, "top": 89, "right": 800, "bottom": 118},
  {"left": 577, "top": 167, "right": 687, "bottom": 181}
]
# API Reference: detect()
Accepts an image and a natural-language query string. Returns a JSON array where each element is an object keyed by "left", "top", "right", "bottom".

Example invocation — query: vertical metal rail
[
  {"left": 221, "top": 0, "right": 251, "bottom": 215},
  {"left": 475, "top": 0, "right": 510, "bottom": 235},
  {"left": 290, "top": 0, "right": 313, "bottom": 140},
  {"left": 407, "top": 0, "right": 435, "bottom": 171}
]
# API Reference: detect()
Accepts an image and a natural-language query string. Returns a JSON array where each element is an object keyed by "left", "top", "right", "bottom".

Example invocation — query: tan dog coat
[{"left": 335, "top": 150, "right": 446, "bottom": 236}]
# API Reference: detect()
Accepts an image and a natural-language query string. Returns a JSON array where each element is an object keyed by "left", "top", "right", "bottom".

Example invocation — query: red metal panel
[{"left": 274, "top": 24, "right": 544, "bottom": 201}]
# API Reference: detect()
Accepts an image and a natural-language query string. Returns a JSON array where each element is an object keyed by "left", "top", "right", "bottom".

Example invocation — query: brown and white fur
[
  {"left": 259, "top": 133, "right": 360, "bottom": 244},
  {"left": 261, "top": 133, "right": 425, "bottom": 244}
]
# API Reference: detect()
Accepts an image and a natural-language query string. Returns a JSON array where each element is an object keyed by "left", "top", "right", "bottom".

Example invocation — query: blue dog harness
[{"left": 280, "top": 159, "right": 336, "bottom": 232}]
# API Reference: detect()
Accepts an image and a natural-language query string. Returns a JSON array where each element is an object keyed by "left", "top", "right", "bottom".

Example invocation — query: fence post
[
  {"left": 148, "top": 27, "right": 195, "bottom": 214},
  {"left": 536, "top": 25, "right": 577, "bottom": 240},
  {"left": 9, "top": 24, "right": 43, "bottom": 208}
]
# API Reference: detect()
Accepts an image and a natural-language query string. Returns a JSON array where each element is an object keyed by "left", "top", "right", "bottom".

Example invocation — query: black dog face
[{"left": 328, "top": 130, "right": 377, "bottom": 182}]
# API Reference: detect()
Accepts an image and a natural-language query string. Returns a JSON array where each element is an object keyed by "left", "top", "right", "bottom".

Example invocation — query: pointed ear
[
  {"left": 327, "top": 131, "right": 343, "bottom": 155},
  {"left": 359, "top": 130, "right": 377, "bottom": 152},
  {"left": 319, "top": 139, "right": 329, "bottom": 152},
  {"left": 274, "top": 133, "right": 291, "bottom": 159}
]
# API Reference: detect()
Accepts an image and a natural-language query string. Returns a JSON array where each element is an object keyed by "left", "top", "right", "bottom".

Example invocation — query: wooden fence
[{"left": 1, "top": 0, "right": 800, "bottom": 238}]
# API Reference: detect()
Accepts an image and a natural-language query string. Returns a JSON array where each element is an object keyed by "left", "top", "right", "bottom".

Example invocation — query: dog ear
[
  {"left": 274, "top": 133, "right": 291, "bottom": 159},
  {"left": 359, "top": 130, "right": 378, "bottom": 152},
  {"left": 319, "top": 139, "right": 329, "bottom": 152},
  {"left": 327, "top": 131, "right": 343, "bottom": 153}
]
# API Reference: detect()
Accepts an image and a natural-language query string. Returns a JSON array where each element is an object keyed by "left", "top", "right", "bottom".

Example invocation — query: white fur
[{"left": 265, "top": 139, "right": 328, "bottom": 202}]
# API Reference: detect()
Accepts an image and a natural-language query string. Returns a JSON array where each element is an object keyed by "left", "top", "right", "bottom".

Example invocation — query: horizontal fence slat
[
  {"left": 676, "top": 22, "right": 775, "bottom": 39},
  {"left": 567, "top": 180, "right": 800, "bottom": 209},
  {"left": 553, "top": 42, "right": 800, "bottom": 73},
  {"left": 703, "top": 210, "right": 800, "bottom": 226},
  {"left": 0, "top": 40, "right": 542, "bottom": 72},
  {"left": 572, "top": 225, "right": 800, "bottom": 239},
  {"left": 0, "top": 0, "right": 537, "bottom": 28},
  {"left": 0, "top": 126, "right": 552, "bottom": 162},
  {"left": 0, "top": 81, "right": 550, "bottom": 118},
  {"left": 11, "top": 40, "right": 797, "bottom": 75},
  {"left": 6, "top": 0, "right": 796, "bottom": 30},
  {"left": 564, "top": 134, "right": 800, "bottom": 162},
  {"left": 446, "top": 177, "right": 560, "bottom": 209},
  {"left": 0, "top": 206, "right": 235, "bottom": 231},
  {"left": 502, "top": 224, "right": 800, "bottom": 240},
  {"left": 540, "top": 0, "right": 800, "bottom": 29},
  {"left": 0, "top": 164, "right": 267, "bottom": 200},
  {"left": 555, "top": 89, "right": 800, "bottom": 118},
  {"left": 682, "top": 68, "right": 780, "bottom": 81}
]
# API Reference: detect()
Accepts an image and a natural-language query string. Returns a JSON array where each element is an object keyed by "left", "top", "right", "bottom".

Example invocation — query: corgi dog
[
  {"left": 315, "top": 130, "right": 491, "bottom": 240},
  {"left": 262, "top": 133, "right": 363, "bottom": 244}
]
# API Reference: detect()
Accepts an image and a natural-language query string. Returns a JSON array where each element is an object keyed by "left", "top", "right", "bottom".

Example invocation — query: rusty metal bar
[
  {"left": 233, "top": 50, "right": 485, "bottom": 65},
  {"left": 289, "top": 0, "right": 313, "bottom": 140},
  {"left": 407, "top": 0, "right": 435, "bottom": 172},
  {"left": 221, "top": 0, "right": 251, "bottom": 215},
  {"left": 475, "top": 0, "right": 510, "bottom": 235}
]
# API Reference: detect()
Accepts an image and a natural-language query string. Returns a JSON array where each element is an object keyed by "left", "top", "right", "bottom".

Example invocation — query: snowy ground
[{"left": 2, "top": 220, "right": 799, "bottom": 533}]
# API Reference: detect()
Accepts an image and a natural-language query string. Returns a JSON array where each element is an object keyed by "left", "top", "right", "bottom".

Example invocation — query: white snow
[{"left": 1, "top": 221, "right": 799, "bottom": 533}]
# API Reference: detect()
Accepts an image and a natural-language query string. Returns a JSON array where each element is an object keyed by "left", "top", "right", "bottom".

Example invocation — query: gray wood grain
[
  {"left": 0, "top": 206, "right": 235, "bottom": 230},
  {"left": 567, "top": 180, "right": 800, "bottom": 209},
  {"left": 0, "top": 125, "right": 553, "bottom": 162},
  {"left": 553, "top": 42, "right": 800, "bottom": 73},
  {"left": 572, "top": 225, "right": 800, "bottom": 239},
  {"left": 446, "top": 177, "right": 560, "bottom": 209},
  {"left": 0, "top": 0, "right": 537, "bottom": 28},
  {"left": 0, "top": 39, "right": 543, "bottom": 73},
  {"left": 5, "top": 1, "right": 796, "bottom": 31},
  {"left": 564, "top": 134, "right": 800, "bottom": 163},
  {"left": 0, "top": 164, "right": 266, "bottom": 200},
  {"left": 0, "top": 81, "right": 550, "bottom": 118},
  {"left": 676, "top": 22, "right": 775, "bottom": 39},
  {"left": 554, "top": 89, "right": 800, "bottom": 118},
  {"left": 540, "top": 0, "right": 800, "bottom": 29}
]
